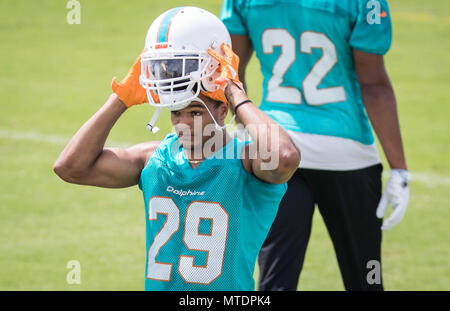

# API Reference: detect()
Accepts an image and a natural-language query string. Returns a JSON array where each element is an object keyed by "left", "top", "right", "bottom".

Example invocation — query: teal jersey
[
  {"left": 221, "top": 0, "right": 392, "bottom": 145},
  {"left": 139, "top": 133, "right": 287, "bottom": 291}
]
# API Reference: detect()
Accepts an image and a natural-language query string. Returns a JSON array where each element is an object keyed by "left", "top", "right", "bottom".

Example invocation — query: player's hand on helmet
[
  {"left": 111, "top": 52, "right": 148, "bottom": 108},
  {"left": 207, "top": 43, "right": 240, "bottom": 88},
  {"left": 376, "top": 169, "right": 410, "bottom": 230}
]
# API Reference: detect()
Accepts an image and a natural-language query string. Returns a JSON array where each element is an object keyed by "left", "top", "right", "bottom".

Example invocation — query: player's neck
[{"left": 185, "top": 130, "right": 232, "bottom": 168}]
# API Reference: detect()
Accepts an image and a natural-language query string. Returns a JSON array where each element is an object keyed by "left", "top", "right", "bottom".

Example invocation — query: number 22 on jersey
[
  {"left": 262, "top": 29, "right": 346, "bottom": 105},
  {"left": 147, "top": 196, "right": 229, "bottom": 285}
]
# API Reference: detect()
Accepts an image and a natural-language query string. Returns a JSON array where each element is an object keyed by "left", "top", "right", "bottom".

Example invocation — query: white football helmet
[{"left": 140, "top": 6, "right": 231, "bottom": 115}]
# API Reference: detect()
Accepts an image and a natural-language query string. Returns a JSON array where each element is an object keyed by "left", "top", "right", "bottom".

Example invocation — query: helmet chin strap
[
  {"left": 146, "top": 107, "right": 161, "bottom": 133},
  {"left": 146, "top": 97, "right": 235, "bottom": 134},
  {"left": 195, "top": 97, "right": 236, "bottom": 131}
]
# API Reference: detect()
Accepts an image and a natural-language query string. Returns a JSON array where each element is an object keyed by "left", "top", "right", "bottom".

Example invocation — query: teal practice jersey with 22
[{"left": 221, "top": 0, "right": 392, "bottom": 146}]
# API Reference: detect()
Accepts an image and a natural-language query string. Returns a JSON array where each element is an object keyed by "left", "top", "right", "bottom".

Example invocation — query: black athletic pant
[{"left": 258, "top": 164, "right": 383, "bottom": 291}]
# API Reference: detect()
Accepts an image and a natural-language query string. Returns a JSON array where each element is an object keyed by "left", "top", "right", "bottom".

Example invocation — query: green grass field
[{"left": 0, "top": 0, "right": 449, "bottom": 290}]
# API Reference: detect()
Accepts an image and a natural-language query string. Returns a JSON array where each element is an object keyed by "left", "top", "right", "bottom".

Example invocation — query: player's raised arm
[
  {"left": 227, "top": 80, "right": 300, "bottom": 184},
  {"left": 209, "top": 44, "right": 300, "bottom": 184},
  {"left": 53, "top": 53, "right": 159, "bottom": 188},
  {"left": 230, "top": 35, "right": 253, "bottom": 90}
]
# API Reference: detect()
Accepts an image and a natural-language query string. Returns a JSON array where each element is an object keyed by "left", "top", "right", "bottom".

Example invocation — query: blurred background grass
[{"left": 0, "top": 0, "right": 448, "bottom": 290}]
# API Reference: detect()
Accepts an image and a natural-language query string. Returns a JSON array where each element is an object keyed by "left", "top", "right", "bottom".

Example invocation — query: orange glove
[
  {"left": 111, "top": 52, "right": 153, "bottom": 108},
  {"left": 207, "top": 43, "right": 240, "bottom": 89}
]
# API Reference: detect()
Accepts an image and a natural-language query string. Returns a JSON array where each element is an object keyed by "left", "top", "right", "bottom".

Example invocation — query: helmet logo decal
[{"left": 154, "top": 43, "right": 168, "bottom": 49}]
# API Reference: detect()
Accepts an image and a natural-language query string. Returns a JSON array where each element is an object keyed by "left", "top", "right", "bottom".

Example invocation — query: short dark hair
[{"left": 203, "top": 96, "right": 225, "bottom": 109}]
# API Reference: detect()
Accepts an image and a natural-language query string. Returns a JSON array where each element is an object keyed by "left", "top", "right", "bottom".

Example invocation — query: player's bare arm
[
  {"left": 353, "top": 50, "right": 407, "bottom": 170},
  {"left": 228, "top": 35, "right": 253, "bottom": 125},
  {"left": 53, "top": 94, "right": 159, "bottom": 188},
  {"left": 208, "top": 42, "right": 299, "bottom": 184},
  {"left": 223, "top": 37, "right": 299, "bottom": 183},
  {"left": 54, "top": 53, "right": 160, "bottom": 188},
  {"left": 229, "top": 35, "right": 253, "bottom": 90},
  {"left": 225, "top": 79, "right": 300, "bottom": 184}
]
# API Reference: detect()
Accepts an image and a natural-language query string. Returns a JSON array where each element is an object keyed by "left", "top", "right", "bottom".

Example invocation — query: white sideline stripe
[
  {"left": 382, "top": 171, "right": 450, "bottom": 188},
  {"left": 394, "top": 12, "right": 450, "bottom": 25},
  {"left": 1, "top": 128, "right": 449, "bottom": 187},
  {"left": 0, "top": 129, "right": 131, "bottom": 148},
  {"left": 408, "top": 172, "right": 450, "bottom": 188}
]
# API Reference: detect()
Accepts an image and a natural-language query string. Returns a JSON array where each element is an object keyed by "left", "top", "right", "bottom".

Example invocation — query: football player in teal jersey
[
  {"left": 221, "top": 0, "right": 409, "bottom": 290},
  {"left": 53, "top": 7, "right": 300, "bottom": 291}
]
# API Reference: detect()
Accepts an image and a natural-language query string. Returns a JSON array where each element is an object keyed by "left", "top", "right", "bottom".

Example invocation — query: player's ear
[{"left": 218, "top": 102, "right": 228, "bottom": 123}]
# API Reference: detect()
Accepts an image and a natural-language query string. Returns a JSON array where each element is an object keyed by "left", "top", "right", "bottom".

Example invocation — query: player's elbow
[
  {"left": 53, "top": 159, "right": 88, "bottom": 184},
  {"left": 277, "top": 146, "right": 300, "bottom": 179},
  {"left": 262, "top": 145, "right": 300, "bottom": 184}
]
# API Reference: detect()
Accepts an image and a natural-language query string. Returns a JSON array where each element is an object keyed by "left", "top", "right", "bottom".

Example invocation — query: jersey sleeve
[
  {"left": 246, "top": 174, "right": 287, "bottom": 206},
  {"left": 243, "top": 171, "right": 287, "bottom": 229},
  {"left": 349, "top": 0, "right": 392, "bottom": 55},
  {"left": 220, "top": 0, "right": 248, "bottom": 35}
]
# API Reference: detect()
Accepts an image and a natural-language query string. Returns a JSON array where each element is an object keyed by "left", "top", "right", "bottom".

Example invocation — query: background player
[
  {"left": 221, "top": 0, "right": 409, "bottom": 290},
  {"left": 53, "top": 7, "right": 300, "bottom": 291}
]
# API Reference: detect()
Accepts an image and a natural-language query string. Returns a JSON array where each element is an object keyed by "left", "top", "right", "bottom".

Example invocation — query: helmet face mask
[
  {"left": 141, "top": 49, "right": 216, "bottom": 110},
  {"left": 139, "top": 6, "right": 231, "bottom": 112},
  {"left": 150, "top": 57, "right": 199, "bottom": 82}
]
